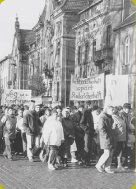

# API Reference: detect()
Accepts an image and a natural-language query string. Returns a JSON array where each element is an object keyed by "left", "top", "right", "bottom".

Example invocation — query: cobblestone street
[{"left": 0, "top": 155, "right": 135, "bottom": 189}]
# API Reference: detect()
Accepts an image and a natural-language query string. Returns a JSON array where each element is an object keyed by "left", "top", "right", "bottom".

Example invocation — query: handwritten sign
[
  {"left": 70, "top": 74, "right": 104, "bottom": 101},
  {"left": 104, "top": 75, "right": 128, "bottom": 107},
  {"left": 4, "top": 89, "right": 31, "bottom": 105}
]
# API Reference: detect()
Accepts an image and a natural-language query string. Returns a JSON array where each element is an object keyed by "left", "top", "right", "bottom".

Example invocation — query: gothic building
[{"left": 11, "top": 17, "right": 35, "bottom": 90}]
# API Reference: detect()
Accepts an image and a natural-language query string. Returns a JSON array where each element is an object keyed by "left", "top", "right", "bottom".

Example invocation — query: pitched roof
[
  {"left": 19, "top": 29, "right": 36, "bottom": 51},
  {"left": 114, "top": 12, "right": 135, "bottom": 31},
  {"left": 33, "top": 5, "right": 46, "bottom": 30},
  {"left": 61, "top": 0, "right": 90, "bottom": 12}
]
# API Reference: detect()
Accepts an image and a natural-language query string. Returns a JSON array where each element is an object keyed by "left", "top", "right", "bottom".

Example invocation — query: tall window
[
  {"left": 85, "top": 42, "right": 89, "bottom": 63},
  {"left": 93, "top": 40, "right": 96, "bottom": 59},
  {"left": 84, "top": 42, "right": 89, "bottom": 78},
  {"left": 107, "top": 25, "right": 111, "bottom": 47},
  {"left": 125, "top": 36, "right": 130, "bottom": 65},
  {"left": 78, "top": 46, "right": 81, "bottom": 65},
  {"left": 57, "top": 82, "right": 59, "bottom": 101}
]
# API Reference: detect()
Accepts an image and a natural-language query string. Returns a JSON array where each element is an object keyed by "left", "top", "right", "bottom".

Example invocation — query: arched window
[{"left": 125, "top": 36, "right": 130, "bottom": 65}]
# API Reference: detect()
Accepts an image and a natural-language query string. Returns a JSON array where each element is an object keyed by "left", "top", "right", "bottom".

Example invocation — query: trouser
[
  {"left": 0, "top": 131, "right": 4, "bottom": 153},
  {"left": 75, "top": 137, "right": 84, "bottom": 161},
  {"left": 97, "top": 149, "right": 114, "bottom": 170},
  {"left": 26, "top": 134, "right": 40, "bottom": 160},
  {"left": 21, "top": 132, "right": 27, "bottom": 154},
  {"left": 122, "top": 141, "right": 128, "bottom": 165},
  {"left": 3, "top": 137, "right": 15, "bottom": 158},
  {"left": 96, "top": 144, "right": 103, "bottom": 163},
  {"left": 48, "top": 145, "right": 59, "bottom": 165},
  {"left": 115, "top": 141, "right": 125, "bottom": 158},
  {"left": 14, "top": 131, "right": 23, "bottom": 153},
  {"left": 84, "top": 133, "right": 94, "bottom": 163}
]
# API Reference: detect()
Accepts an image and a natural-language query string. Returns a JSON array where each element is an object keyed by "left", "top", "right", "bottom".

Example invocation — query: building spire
[{"left": 15, "top": 15, "right": 20, "bottom": 31}]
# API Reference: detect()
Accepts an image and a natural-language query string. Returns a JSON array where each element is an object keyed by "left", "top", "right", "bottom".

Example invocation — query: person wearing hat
[
  {"left": 95, "top": 106, "right": 114, "bottom": 173},
  {"left": 119, "top": 103, "right": 131, "bottom": 167},
  {"left": 112, "top": 107, "right": 127, "bottom": 171},
  {"left": 0, "top": 106, "right": 17, "bottom": 160}
]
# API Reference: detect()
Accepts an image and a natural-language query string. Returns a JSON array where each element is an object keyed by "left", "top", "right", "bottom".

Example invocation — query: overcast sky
[{"left": 0, "top": 0, "right": 45, "bottom": 59}]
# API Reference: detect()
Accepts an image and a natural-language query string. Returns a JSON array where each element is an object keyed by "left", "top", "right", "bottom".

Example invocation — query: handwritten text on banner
[
  {"left": 70, "top": 74, "right": 104, "bottom": 101},
  {"left": 5, "top": 89, "right": 31, "bottom": 105}
]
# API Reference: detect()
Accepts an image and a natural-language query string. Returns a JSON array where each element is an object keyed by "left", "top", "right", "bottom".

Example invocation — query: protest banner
[
  {"left": 4, "top": 89, "right": 31, "bottom": 105},
  {"left": 104, "top": 75, "right": 128, "bottom": 107},
  {"left": 70, "top": 73, "right": 104, "bottom": 101}
]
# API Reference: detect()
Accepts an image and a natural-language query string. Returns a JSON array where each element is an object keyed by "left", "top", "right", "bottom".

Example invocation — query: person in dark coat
[
  {"left": 80, "top": 101, "right": 95, "bottom": 166},
  {"left": 59, "top": 108, "right": 75, "bottom": 167},
  {"left": 95, "top": 106, "right": 114, "bottom": 173},
  {"left": 119, "top": 103, "right": 132, "bottom": 167},
  {"left": 23, "top": 103, "right": 42, "bottom": 162},
  {"left": 71, "top": 105, "right": 84, "bottom": 165}
]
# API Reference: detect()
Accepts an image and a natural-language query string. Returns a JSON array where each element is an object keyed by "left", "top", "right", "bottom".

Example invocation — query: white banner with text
[
  {"left": 70, "top": 73, "right": 104, "bottom": 101},
  {"left": 104, "top": 75, "right": 128, "bottom": 107},
  {"left": 4, "top": 89, "right": 31, "bottom": 105}
]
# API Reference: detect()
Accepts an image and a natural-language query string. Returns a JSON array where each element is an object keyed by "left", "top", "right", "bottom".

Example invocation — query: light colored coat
[
  {"left": 1, "top": 114, "right": 17, "bottom": 139},
  {"left": 42, "top": 116, "right": 64, "bottom": 146}
]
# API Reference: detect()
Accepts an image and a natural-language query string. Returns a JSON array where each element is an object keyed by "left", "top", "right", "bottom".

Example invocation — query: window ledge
[{"left": 122, "top": 64, "right": 130, "bottom": 67}]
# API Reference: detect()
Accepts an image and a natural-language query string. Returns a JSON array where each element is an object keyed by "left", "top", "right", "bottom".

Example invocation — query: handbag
[{"left": 39, "top": 145, "right": 50, "bottom": 163}]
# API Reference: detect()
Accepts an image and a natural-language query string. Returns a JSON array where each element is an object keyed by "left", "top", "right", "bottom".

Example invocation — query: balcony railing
[{"left": 94, "top": 47, "right": 113, "bottom": 65}]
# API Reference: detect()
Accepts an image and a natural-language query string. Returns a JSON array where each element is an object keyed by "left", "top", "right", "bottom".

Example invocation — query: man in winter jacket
[
  {"left": 23, "top": 103, "right": 42, "bottom": 162},
  {"left": 95, "top": 106, "right": 114, "bottom": 173},
  {"left": 71, "top": 105, "right": 84, "bottom": 165},
  {"left": 0, "top": 106, "right": 17, "bottom": 160},
  {"left": 80, "top": 101, "right": 94, "bottom": 166}
]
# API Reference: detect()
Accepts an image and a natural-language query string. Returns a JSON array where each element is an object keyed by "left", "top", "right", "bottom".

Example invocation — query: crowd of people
[{"left": 0, "top": 101, "right": 135, "bottom": 173}]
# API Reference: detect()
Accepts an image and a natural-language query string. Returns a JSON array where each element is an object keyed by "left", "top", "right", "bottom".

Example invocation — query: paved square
[{"left": 0, "top": 155, "right": 135, "bottom": 189}]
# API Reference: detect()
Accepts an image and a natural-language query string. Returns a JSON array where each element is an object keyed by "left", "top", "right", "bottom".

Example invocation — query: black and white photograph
[{"left": 0, "top": 0, "right": 135, "bottom": 188}]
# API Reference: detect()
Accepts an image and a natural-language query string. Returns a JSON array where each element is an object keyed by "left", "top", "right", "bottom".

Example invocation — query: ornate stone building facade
[
  {"left": 11, "top": 17, "right": 35, "bottom": 90},
  {"left": 73, "top": 0, "right": 135, "bottom": 106},
  {"left": 5, "top": 0, "right": 134, "bottom": 107},
  {"left": 0, "top": 55, "right": 11, "bottom": 104},
  {"left": 114, "top": 11, "right": 135, "bottom": 108}
]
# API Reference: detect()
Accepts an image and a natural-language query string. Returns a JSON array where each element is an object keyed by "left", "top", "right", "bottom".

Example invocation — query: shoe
[
  {"left": 105, "top": 169, "right": 114, "bottom": 173},
  {"left": 29, "top": 158, "right": 34, "bottom": 162},
  {"left": 117, "top": 165, "right": 126, "bottom": 171},
  {"left": 48, "top": 164, "right": 56, "bottom": 170},
  {"left": 95, "top": 164, "right": 104, "bottom": 173},
  {"left": 3, "top": 154, "right": 8, "bottom": 159},
  {"left": 78, "top": 161, "right": 83, "bottom": 166},
  {"left": 63, "top": 163, "right": 69, "bottom": 167},
  {"left": 85, "top": 162, "right": 91, "bottom": 167},
  {"left": 71, "top": 158, "right": 78, "bottom": 163},
  {"left": 8, "top": 157, "right": 13, "bottom": 161}
]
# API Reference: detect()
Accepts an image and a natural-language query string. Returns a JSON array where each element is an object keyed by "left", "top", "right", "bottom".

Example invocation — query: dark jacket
[
  {"left": 23, "top": 110, "right": 42, "bottom": 136},
  {"left": 98, "top": 112, "right": 114, "bottom": 149},
  {"left": 119, "top": 111, "right": 129, "bottom": 133},
  {"left": 71, "top": 111, "right": 84, "bottom": 138},
  {"left": 62, "top": 117, "right": 75, "bottom": 145},
  {"left": 80, "top": 108, "right": 94, "bottom": 135}
]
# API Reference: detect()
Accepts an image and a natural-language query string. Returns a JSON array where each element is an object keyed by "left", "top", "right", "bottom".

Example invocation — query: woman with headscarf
[{"left": 59, "top": 108, "right": 75, "bottom": 167}]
